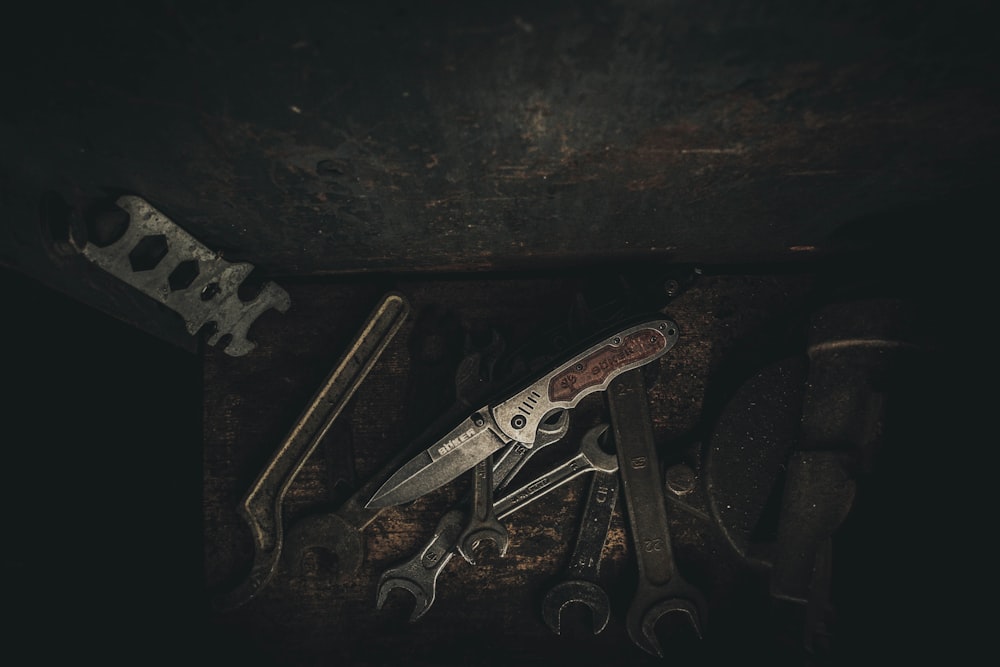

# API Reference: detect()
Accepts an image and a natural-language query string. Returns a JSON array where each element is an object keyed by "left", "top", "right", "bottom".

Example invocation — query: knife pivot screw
[
  {"left": 612, "top": 336, "right": 621, "bottom": 345},
  {"left": 473, "top": 413, "right": 485, "bottom": 427},
  {"left": 511, "top": 415, "right": 527, "bottom": 430},
  {"left": 575, "top": 363, "right": 584, "bottom": 371}
]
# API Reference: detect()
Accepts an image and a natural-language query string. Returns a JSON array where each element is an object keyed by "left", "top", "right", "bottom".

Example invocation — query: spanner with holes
[
  {"left": 608, "top": 368, "right": 707, "bottom": 657},
  {"left": 376, "top": 422, "right": 617, "bottom": 621},
  {"left": 541, "top": 466, "right": 619, "bottom": 636},
  {"left": 213, "top": 292, "right": 409, "bottom": 611}
]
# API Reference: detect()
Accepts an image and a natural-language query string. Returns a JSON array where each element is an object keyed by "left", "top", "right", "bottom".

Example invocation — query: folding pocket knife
[{"left": 366, "top": 318, "right": 679, "bottom": 508}]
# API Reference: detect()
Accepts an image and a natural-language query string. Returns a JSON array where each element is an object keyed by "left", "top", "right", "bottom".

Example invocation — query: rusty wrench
[
  {"left": 214, "top": 292, "right": 410, "bottom": 610},
  {"left": 541, "top": 465, "right": 619, "bottom": 635},
  {"left": 608, "top": 368, "right": 707, "bottom": 657}
]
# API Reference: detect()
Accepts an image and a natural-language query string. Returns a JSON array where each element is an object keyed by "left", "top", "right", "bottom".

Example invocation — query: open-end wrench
[
  {"left": 453, "top": 408, "right": 571, "bottom": 564},
  {"left": 491, "top": 423, "right": 617, "bottom": 520},
  {"left": 455, "top": 452, "right": 507, "bottom": 564},
  {"left": 541, "top": 466, "right": 619, "bottom": 636},
  {"left": 376, "top": 423, "right": 616, "bottom": 621},
  {"left": 214, "top": 292, "right": 410, "bottom": 611},
  {"left": 608, "top": 368, "right": 707, "bottom": 657}
]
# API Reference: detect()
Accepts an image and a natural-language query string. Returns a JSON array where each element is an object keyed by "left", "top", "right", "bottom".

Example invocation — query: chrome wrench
[{"left": 491, "top": 423, "right": 618, "bottom": 519}]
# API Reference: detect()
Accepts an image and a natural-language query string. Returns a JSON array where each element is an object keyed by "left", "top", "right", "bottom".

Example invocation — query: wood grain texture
[{"left": 3, "top": 1, "right": 996, "bottom": 279}]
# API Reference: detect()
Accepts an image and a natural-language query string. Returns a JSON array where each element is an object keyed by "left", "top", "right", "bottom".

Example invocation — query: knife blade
[{"left": 365, "top": 318, "right": 679, "bottom": 509}]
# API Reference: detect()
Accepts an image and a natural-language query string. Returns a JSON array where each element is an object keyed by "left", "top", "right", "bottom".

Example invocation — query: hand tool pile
[{"left": 216, "top": 283, "right": 710, "bottom": 658}]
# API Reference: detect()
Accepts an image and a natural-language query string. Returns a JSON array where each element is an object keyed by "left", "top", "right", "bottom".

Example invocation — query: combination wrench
[
  {"left": 608, "top": 368, "right": 707, "bottom": 657},
  {"left": 214, "top": 292, "right": 410, "bottom": 611},
  {"left": 376, "top": 422, "right": 617, "bottom": 621},
  {"left": 541, "top": 466, "right": 619, "bottom": 636}
]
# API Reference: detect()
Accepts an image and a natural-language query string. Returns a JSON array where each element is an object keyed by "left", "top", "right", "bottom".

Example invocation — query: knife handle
[{"left": 491, "top": 319, "right": 678, "bottom": 444}]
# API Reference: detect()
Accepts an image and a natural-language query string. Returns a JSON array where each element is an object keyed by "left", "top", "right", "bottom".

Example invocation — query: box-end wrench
[
  {"left": 376, "top": 422, "right": 615, "bottom": 621},
  {"left": 214, "top": 292, "right": 410, "bottom": 611},
  {"left": 541, "top": 465, "right": 619, "bottom": 635},
  {"left": 608, "top": 368, "right": 707, "bottom": 658}
]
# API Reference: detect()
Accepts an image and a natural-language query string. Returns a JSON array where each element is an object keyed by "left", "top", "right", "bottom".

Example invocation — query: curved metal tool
[
  {"left": 608, "top": 368, "right": 707, "bottom": 657},
  {"left": 455, "top": 453, "right": 508, "bottom": 564},
  {"left": 542, "top": 466, "right": 619, "bottom": 635},
  {"left": 376, "top": 509, "right": 466, "bottom": 622},
  {"left": 213, "top": 292, "right": 409, "bottom": 611},
  {"left": 453, "top": 408, "right": 572, "bottom": 564},
  {"left": 377, "top": 420, "right": 610, "bottom": 623},
  {"left": 282, "top": 320, "right": 508, "bottom": 581},
  {"left": 493, "top": 423, "right": 617, "bottom": 520}
]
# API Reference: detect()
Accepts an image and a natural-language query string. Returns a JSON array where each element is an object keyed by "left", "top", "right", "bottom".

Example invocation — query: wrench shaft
[
  {"left": 609, "top": 368, "right": 705, "bottom": 655},
  {"left": 493, "top": 432, "right": 617, "bottom": 521},
  {"left": 566, "top": 469, "right": 619, "bottom": 582},
  {"left": 609, "top": 371, "right": 676, "bottom": 586}
]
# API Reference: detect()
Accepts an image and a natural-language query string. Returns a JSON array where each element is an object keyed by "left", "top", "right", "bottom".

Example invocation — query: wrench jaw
[
  {"left": 629, "top": 594, "right": 705, "bottom": 658},
  {"left": 374, "top": 509, "right": 464, "bottom": 622},
  {"left": 456, "top": 526, "right": 509, "bottom": 565},
  {"left": 580, "top": 424, "right": 618, "bottom": 474},
  {"left": 541, "top": 581, "right": 612, "bottom": 636},
  {"left": 376, "top": 577, "right": 435, "bottom": 623}
]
